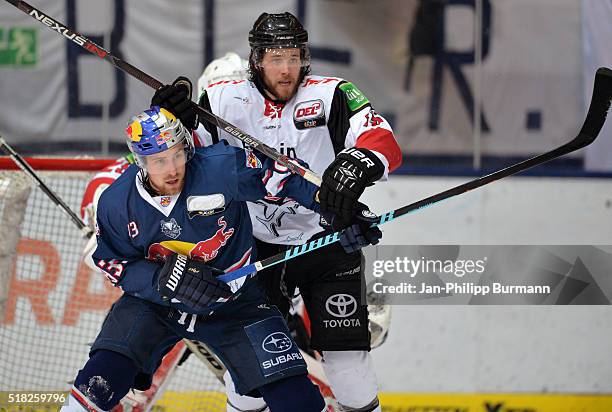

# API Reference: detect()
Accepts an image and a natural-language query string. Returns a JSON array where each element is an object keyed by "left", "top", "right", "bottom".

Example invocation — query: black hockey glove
[
  {"left": 157, "top": 253, "right": 232, "bottom": 311},
  {"left": 319, "top": 147, "right": 385, "bottom": 224},
  {"left": 151, "top": 76, "right": 198, "bottom": 130},
  {"left": 321, "top": 203, "right": 382, "bottom": 254}
]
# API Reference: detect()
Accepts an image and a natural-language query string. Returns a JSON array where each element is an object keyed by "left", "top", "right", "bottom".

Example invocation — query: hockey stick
[
  {"left": 220, "top": 67, "right": 612, "bottom": 283},
  {"left": 0, "top": 136, "right": 93, "bottom": 237},
  {"left": 2, "top": 0, "right": 322, "bottom": 187}
]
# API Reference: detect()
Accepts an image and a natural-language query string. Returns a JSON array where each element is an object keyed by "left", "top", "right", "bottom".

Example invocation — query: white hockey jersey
[{"left": 195, "top": 75, "right": 402, "bottom": 245}]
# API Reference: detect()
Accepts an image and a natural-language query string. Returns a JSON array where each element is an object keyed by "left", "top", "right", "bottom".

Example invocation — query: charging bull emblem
[
  {"left": 191, "top": 217, "right": 235, "bottom": 261},
  {"left": 147, "top": 217, "right": 235, "bottom": 263}
]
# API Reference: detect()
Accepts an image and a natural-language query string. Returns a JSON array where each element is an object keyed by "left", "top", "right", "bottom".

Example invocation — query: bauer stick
[
  {"left": 0, "top": 137, "right": 93, "bottom": 237},
  {"left": 219, "top": 67, "right": 612, "bottom": 283},
  {"left": 3, "top": 0, "right": 322, "bottom": 187}
]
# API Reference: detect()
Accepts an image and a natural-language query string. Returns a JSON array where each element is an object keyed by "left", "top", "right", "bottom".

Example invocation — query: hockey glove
[
  {"left": 157, "top": 253, "right": 232, "bottom": 311},
  {"left": 339, "top": 204, "right": 382, "bottom": 253},
  {"left": 321, "top": 203, "right": 382, "bottom": 254},
  {"left": 151, "top": 76, "right": 198, "bottom": 130},
  {"left": 319, "top": 147, "right": 385, "bottom": 224}
]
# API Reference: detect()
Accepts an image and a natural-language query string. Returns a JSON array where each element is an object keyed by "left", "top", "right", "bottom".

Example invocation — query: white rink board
[
  {"left": 362, "top": 175, "right": 612, "bottom": 392},
  {"left": 362, "top": 175, "right": 612, "bottom": 245}
]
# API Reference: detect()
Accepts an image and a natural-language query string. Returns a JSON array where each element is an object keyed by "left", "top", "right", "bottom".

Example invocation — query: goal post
[{"left": 0, "top": 157, "right": 225, "bottom": 411}]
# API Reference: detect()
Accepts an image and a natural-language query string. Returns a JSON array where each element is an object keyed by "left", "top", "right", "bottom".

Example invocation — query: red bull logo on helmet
[
  {"left": 156, "top": 131, "right": 173, "bottom": 146},
  {"left": 126, "top": 121, "right": 143, "bottom": 142},
  {"left": 125, "top": 107, "right": 178, "bottom": 143}
]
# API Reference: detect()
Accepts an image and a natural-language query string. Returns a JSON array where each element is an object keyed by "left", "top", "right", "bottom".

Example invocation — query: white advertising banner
[{"left": 0, "top": 0, "right": 594, "bottom": 165}]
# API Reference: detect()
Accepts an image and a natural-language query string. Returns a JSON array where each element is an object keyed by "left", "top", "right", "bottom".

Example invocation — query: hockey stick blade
[
  {"left": 576, "top": 67, "right": 612, "bottom": 144},
  {"left": 2, "top": 0, "right": 322, "bottom": 186},
  {"left": 220, "top": 67, "right": 612, "bottom": 283}
]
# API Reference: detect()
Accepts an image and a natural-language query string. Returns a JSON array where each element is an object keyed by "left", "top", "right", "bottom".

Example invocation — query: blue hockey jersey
[{"left": 93, "top": 142, "right": 318, "bottom": 314}]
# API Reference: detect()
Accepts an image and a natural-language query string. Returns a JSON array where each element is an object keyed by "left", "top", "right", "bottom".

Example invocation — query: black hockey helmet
[
  {"left": 248, "top": 12, "right": 308, "bottom": 49},
  {"left": 248, "top": 12, "right": 311, "bottom": 101}
]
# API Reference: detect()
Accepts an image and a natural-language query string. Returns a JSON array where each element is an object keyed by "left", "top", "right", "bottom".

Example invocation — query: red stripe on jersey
[
  {"left": 355, "top": 128, "right": 403, "bottom": 172},
  {"left": 261, "top": 169, "right": 273, "bottom": 185},
  {"left": 80, "top": 176, "right": 116, "bottom": 219},
  {"left": 225, "top": 247, "right": 252, "bottom": 272},
  {"left": 193, "top": 130, "right": 205, "bottom": 147}
]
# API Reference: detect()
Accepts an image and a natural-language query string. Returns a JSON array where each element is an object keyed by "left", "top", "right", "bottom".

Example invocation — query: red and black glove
[
  {"left": 157, "top": 253, "right": 231, "bottom": 311},
  {"left": 319, "top": 147, "right": 384, "bottom": 224},
  {"left": 151, "top": 76, "right": 199, "bottom": 130}
]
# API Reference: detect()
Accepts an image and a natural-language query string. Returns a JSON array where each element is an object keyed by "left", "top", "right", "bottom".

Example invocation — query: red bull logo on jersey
[
  {"left": 145, "top": 217, "right": 234, "bottom": 263},
  {"left": 146, "top": 243, "right": 175, "bottom": 262},
  {"left": 190, "top": 217, "right": 235, "bottom": 261}
]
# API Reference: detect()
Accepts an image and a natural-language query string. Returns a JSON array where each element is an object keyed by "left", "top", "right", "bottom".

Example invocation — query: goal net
[{"left": 0, "top": 157, "right": 225, "bottom": 411}]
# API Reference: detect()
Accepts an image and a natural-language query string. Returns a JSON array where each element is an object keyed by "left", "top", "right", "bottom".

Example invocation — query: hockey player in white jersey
[{"left": 152, "top": 12, "right": 402, "bottom": 412}]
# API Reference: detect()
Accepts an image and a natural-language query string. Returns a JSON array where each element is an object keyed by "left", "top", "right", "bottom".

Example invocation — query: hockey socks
[{"left": 69, "top": 350, "right": 139, "bottom": 411}]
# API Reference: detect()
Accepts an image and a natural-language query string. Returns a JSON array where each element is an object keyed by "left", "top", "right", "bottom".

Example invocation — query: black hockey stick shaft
[
  {"left": 389, "top": 67, "right": 612, "bottom": 219},
  {"left": 0, "top": 136, "right": 93, "bottom": 237},
  {"left": 220, "top": 67, "right": 612, "bottom": 282},
  {"left": 3, "top": 0, "right": 322, "bottom": 186}
]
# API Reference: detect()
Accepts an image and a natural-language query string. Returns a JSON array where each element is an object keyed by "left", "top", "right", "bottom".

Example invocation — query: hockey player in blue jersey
[{"left": 61, "top": 106, "right": 381, "bottom": 412}]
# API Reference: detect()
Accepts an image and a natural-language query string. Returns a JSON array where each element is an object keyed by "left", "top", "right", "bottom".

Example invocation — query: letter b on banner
[{"left": 66, "top": 0, "right": 125, "bottom": 118}]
